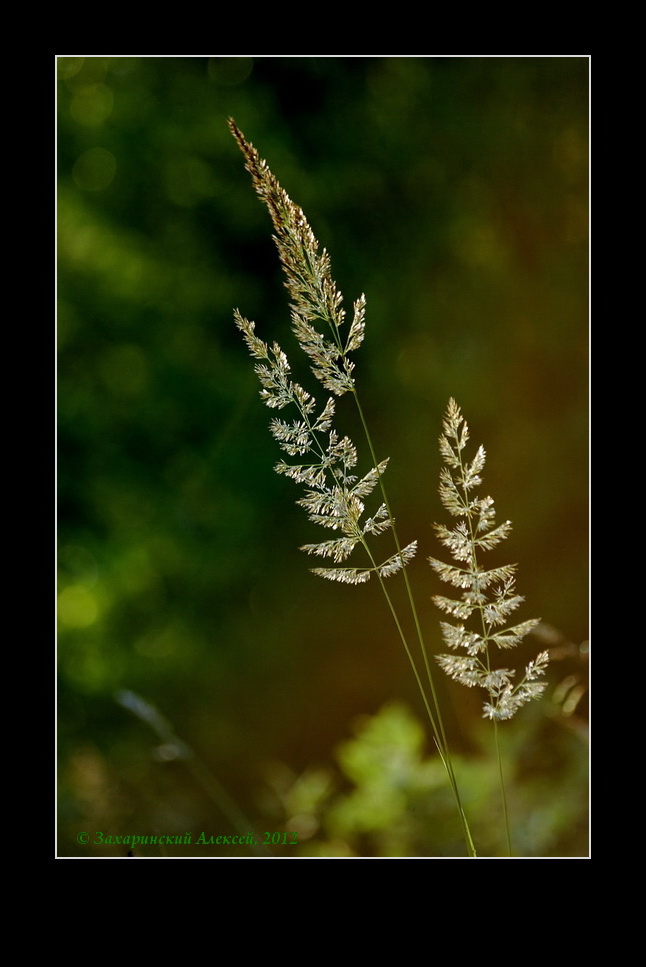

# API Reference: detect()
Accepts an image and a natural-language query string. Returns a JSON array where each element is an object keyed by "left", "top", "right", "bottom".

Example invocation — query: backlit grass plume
[
  {"left": 430, "top": 398, "right": 549, "bottom": 720},
  {"left": 230, "top": 118, "right": 416, "bottom": 584}
]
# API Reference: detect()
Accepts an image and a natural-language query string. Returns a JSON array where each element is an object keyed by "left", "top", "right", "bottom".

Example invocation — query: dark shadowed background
[{"left": 57, "top": 56, "right": 588, "bottom": 858}]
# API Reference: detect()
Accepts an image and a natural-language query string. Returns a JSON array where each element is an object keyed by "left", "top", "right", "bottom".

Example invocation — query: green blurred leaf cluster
[{"left": 262, "top": 700, "right": 588, "bottom": 857}]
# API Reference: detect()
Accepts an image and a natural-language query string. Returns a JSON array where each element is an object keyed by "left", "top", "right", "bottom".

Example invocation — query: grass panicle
[
  {"left": 230, "top": 118, "right": 416, "bottom": 586},
  {"left": 430, "top": 398, "right": 549, "bottom": 855},
  {"left": 431, "top": 398, "right": 549, "bottom": 722}
]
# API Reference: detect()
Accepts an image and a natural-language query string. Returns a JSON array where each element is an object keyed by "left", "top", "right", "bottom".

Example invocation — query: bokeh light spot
[
  {"left": 207, "top": 57, "right": 253, "bottom": 86},
  {"left": 72, "top": 147, "right": 116, "bottom": 192},
  {"left": 57, "top": 57, "right": 84, "bottom": 80},
  {"left": 58, "top": 585, "right": 98, "bottom": 628},
  {"left": 70, "top": 83, "right": 114, "bottom": 127},
  {"left": 164, "top": 156, "right": 219, "bottom": 207}
]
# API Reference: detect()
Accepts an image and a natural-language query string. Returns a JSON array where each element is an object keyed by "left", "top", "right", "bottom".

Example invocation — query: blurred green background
[{"left": 57, "top": 56, "right": 588, "bottom": 858}]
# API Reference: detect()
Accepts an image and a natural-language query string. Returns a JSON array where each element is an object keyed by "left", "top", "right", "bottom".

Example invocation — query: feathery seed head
[
  {"left": 432, "top": 400, "right": 548, "bottom": 720},
  {"left": 231, "top": 120, "right": 416, "bottom": 588},
  {"left": 229, "top": 118, "right": 361, "bottom": 397}
]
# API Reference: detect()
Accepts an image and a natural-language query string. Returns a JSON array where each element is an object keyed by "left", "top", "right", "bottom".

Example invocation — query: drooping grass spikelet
[{"left": 431, "top": 399, "right": 549, "bottom": 721}]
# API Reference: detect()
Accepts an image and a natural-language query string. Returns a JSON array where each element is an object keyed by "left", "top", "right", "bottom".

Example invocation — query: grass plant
[
  {"left": 229, "top": 118, "right": 550, "bottom": 857},
  {"left": 430, "top": 399, "right": 549, "bottom": 854}
]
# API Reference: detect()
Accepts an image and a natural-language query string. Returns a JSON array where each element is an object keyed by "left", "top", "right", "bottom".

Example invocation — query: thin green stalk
[
  {"left": 353, "top": 392, "right": 476, "bottom": 857},
  {"left": 493, "top": 720, "right": 512, "bottom": 857}
]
